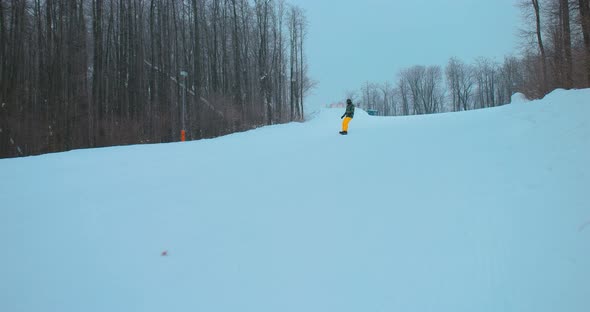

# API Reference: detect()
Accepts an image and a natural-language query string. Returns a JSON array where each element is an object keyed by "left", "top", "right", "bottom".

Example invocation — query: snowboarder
[{"left": 340, "top": 99, "right": 355, "bottom": 135}]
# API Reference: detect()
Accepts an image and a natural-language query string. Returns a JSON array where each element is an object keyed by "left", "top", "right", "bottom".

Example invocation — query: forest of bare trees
[
  {"left": 0, "top": 0, "right": 310, "bottom": 158},
  {"left": 353, "top": 0, "right": 590, "bottom": 117}
]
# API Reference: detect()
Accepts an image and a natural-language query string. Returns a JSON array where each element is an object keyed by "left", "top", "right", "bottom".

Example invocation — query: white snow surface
[{"left": 1, "top": 89, "right": 589, "bottom": 312}]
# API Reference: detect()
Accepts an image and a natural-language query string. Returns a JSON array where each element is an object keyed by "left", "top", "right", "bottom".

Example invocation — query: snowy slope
[{"left": 1, "top": 89, "right": 589, "bottom": 312}]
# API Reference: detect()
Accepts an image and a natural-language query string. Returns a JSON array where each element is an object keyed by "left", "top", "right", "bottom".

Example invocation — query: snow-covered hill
[{"left": 1, "top": 89, "right": 589, "bottom": 312}]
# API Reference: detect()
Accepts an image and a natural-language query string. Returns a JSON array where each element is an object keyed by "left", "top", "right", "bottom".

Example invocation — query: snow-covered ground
[{"left": 1, "top": 89, "right": 589, "bottom": 312}]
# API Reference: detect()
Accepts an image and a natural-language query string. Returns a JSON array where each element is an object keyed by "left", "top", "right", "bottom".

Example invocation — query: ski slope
[{"left": 1, "top": 89, "right": 589, "bottom": 312}]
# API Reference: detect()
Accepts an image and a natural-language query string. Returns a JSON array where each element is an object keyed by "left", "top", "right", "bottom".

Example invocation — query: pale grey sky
[{"left": 287, "top": 0, "right": 522, "bottom": 110}]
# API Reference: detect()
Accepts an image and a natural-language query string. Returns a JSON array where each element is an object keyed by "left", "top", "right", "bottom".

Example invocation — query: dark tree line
[
  {"left": 0, "top": 0, "right": 310, "bottom": 158},
  {"left": 517, "top": 0, "right": 589, "bottom": 97}
]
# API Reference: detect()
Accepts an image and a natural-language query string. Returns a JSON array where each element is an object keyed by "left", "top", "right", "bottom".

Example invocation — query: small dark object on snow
[
  {"left": 339, "top": 131, "right": 348, "bottom": 135},
  {"left": 161, "top": 250, "right": 168, "bottom": 256}
]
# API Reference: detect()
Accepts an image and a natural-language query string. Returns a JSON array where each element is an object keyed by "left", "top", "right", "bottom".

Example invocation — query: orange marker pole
[{"left": 180, "top": 130, "right": 186, "bottom": 142}]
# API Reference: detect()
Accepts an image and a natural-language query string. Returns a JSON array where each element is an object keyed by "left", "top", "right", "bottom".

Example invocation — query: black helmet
[{"left": 346, "top": 99, "right": 352, "bottom": 104}]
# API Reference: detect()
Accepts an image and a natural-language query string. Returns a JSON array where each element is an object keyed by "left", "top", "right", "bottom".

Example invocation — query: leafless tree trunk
[
  {"left": 397, "top": 77, "right": 410, "bottom": 116},
  {"left": 380, "top": 82, "right": 395, "bottom": 116},
  {"left": 560, "top": 0, "right": 573, "bottom": 88},
  {"left": 0, "top": 0, "right": 6, "bottom": 98},
  {"left": 288, "top": 7, "right": 297, "bottom": 120},
  {"left": 298, "top": 8, "right": 304, "bottom": 120},
  {"left": 532, "top": 0, "right": 548, "bottom": 93},
  {"left": 579, "top": 0, "right": 590, "bottom": 85}
]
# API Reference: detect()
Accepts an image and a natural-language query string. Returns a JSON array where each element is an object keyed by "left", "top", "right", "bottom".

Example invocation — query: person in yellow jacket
[{"left": 340, "top": 99, "right": 355, "bottom": 135}]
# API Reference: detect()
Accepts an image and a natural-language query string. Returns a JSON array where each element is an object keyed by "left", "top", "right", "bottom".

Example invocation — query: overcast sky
[{"left": 287, "top": 0, "right": 522, "bottom": 110}]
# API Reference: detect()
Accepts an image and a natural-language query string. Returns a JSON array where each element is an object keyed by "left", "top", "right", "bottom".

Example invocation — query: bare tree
[
  {"left": 560, "top": 0, "right": 573, "bottom": 88},
  {"left": 533, "top": 0, "right": 548, "bottom": 92},
  {"left": 380, "top": 81, "right": 395, "bottom": 116},
  {"left": 361, "top": 81, "right": 379, "bottom": 112},
  {"left": 498, "top": 56, "right": 523, "bottom": 104},
  {"left": 273, "top": 0, "right": 287, "bottom": 123},
  {"left": 256, "top": 0, "right": 271, "bottom": 124},
  {"left": 580, "top": 0, "right": 590, "bottom": 84},
  {"left": 446, "top": 57, "right": 475, "bottom": 111},
  {"left": 288, "top": 5, "right": 302, "bottom": 120},
  {"left": 298, "top": 6, "right": 306, "bottom": 119},
  {"left": 473, "top": 58, "right": 499, "bottom": 108},
  {"left": 397, "top": 76, "right": 410, "bottom": 116},
  {"left": 399, "top": 65, "right": 444, "bottom": 115}
]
